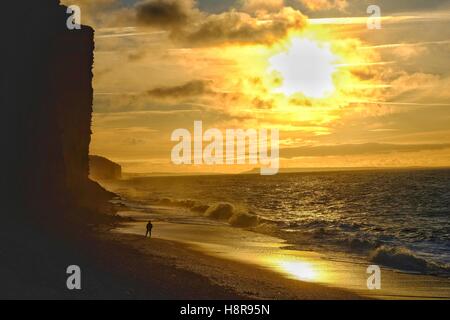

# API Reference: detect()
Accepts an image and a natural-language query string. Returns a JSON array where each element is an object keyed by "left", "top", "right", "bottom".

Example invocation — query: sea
[{"left": 107, "top": 168, "right": 450, "bottom": 277}]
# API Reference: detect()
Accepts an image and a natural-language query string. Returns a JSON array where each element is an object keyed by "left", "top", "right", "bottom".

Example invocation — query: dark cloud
[
  {"left": 135, "top": 0, "right": 195, "bottom": 28},
  {"left": 146, "top": 80, "right": 214, "bottom": 98},
  {"left": 135, "top": 0, "right": 307, "bottom": 45},
  {"left": 281, "top": 143, "right": 450, "bottom": 158}
]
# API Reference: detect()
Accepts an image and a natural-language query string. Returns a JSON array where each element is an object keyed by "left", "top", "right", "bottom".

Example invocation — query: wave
[
  {"left": 343, "top": 237, "right": 379, "bottom": 252},
  {"left": 119, "top": 196, "right": 450, "bottom": 276},
  {"left": 205, "top": 203, "right": 234, "bottom": 220},
  {"left": 369, "top": 245, "right": 450, "bottom": 275},
  {"left": 152, "top": 198, "right": 261, "bottom": 228},
  {"left": 204, "top": 203, "right": 260, "bottom": 227}
]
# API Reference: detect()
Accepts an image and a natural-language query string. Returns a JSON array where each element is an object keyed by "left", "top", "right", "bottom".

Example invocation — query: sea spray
[{"left": 205, "top": 203, "right": 260, "bottom": 227}]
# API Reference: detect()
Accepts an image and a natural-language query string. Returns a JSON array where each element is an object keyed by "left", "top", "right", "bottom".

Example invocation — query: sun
[{"left": 268, "top": 37, "right": 338, "bottom": 99}]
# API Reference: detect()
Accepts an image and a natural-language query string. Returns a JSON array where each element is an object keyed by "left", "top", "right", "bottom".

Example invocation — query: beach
[
  {"left": 110, "top": 210, "right": 450, "bottom": 300},
  {"left": 97, "top": 170, "right": 450, "bottom": 300},
  {"left": 1, "top": 197, "right": 448, "bottom": 299},
  {"left": 102, "top": 224, "right": 362, "bottom": 300},
  {"left": 0, "top": 211, "right": 359, "bottom": 300},
  {"left": 4, "top": 170, "right": 450, "bottom": 299}
]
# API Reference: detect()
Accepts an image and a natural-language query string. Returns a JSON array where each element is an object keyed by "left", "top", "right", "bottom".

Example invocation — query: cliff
[
  {"left": 1, "top": 0, "right": 112, "bottom": 218},
  {"left": 89, "top": 155, "right": 122, "bottom": 181}
]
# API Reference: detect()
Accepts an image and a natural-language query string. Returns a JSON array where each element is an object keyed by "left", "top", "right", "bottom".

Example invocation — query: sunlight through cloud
[{"left": 268, "top": 38, "right": 338, "bottom": 98}]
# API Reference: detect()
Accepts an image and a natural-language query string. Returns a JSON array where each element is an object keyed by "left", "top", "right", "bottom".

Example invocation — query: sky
[{"left": 62, "top": 0, "right": 450, "bottom": 173}]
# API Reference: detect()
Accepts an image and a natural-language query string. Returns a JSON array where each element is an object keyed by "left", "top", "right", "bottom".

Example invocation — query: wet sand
[
  {"left": 113, "top": 210, "right": 450, "bottom": 300},
  {"left": 3, "top": 210, "right": 446, "bottom": 299},
  {"left": 0, "top": 210, "right": 357, "bottom": 299},
  {"left": 105, "top": 226, "right": 361, "bottom": 299}
]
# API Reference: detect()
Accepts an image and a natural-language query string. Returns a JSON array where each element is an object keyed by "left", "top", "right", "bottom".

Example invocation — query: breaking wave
[
  {"left": 203, "top": 203, "right": 258, "bottom": 227},
  {"left": 110, "top": 169, "right": 450, "bottom": 277},
  {"left": 152, "top": 198, "right": 261, "bottom": 228},
  {"left": 369, "top": 246, "right": 450, "bottom": 275},
  {"left": 120, "top": 195, "right": 450, "bottom": 276}
]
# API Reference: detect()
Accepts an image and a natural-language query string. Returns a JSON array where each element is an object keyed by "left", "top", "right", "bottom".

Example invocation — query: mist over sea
[{"left": 109, "top": 169, "right": 450, "bottom": 276}]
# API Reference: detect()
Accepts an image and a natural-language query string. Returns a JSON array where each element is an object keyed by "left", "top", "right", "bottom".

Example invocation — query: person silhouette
[{"left": 145, "top": 221, "right": 153, "bottom": 238}]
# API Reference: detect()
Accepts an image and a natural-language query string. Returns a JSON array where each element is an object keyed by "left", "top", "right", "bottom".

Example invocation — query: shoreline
[
  {"left": 102, "top": 171, "right": 450, "bottom": 279},
  {"left": 102, "top": 225, "right": 363, "bottom": 300},
  {"left": 90, "top": 176, "right": 450, "bottom": 300},
  {"left": 111, "top": 210, "right": 450, "bottom": 300},
  {"left": 3, "top": 207, "right": 446, "bottom": 299}
]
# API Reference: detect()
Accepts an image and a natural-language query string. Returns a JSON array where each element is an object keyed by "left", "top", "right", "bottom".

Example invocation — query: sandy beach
[
  {"left": 110, "top": 207, "right": 450, "bottom": 300},
  {"left": 0, "top": 212, "right": 359, "bottom": 300},
  {"left": 2, "top": 204, "right": 448, "bottom": 299},
  {"left": 102, "top": 226, "right": 362, "bottom": 300}
]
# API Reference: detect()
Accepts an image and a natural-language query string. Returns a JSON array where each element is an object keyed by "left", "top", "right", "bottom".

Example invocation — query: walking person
[{"left": 145, "top": 221, "right": 153, "bottom": 238}]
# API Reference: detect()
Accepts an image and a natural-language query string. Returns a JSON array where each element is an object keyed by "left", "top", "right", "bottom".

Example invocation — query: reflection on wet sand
[
  {"left": 276, "top": 260, "right": 319, "bottom": 282},
  {"left": 115, "top": 215, "right": 450, "bottom": 300}
]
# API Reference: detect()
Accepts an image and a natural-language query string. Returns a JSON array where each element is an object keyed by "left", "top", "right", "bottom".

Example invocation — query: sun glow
[
  {"left": 191, "top": 27, "right": 381, "bottom": 134},
  {"left": 278, "top": 260, "right": 318, "bottom": 282},
  {"left": 268, "top": 38, "right": 338, "bottom": 98}
]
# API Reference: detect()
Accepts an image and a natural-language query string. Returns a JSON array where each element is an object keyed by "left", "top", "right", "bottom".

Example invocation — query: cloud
[
  {"left": 252, "top": 98, "right": 275, "bottom": 109},
  {"left": 240, "top": 0, "right": 285, "bottom": 13},
  {"left": 386, "top": 72, "right": 441, "bottom": 99},
  {"left": 135, "top": 0, "right": 198, "bottom": 29},
  {"left": 135, "top": 1, "right": 307, "bottom": 45},
  {"left": 181, "top": 7, "right": 307, "bottom": 45},
  {"left": 295, "top": 0, "right": 450, "bottom": 16},
  {"left": 146, "top": 80, "right": 214, "bottom": 98},
  {"left": 297, "top": 0, "right": 348, "bottom": 12},
  {"left": 392, "top": 45, "right": 428, "bottom": 59},
  {"left": 281, "top": 143, "right": 450, "bottom": 158},
  {"left": 67, "top": 0, "right": 308, "bottom": 46}
]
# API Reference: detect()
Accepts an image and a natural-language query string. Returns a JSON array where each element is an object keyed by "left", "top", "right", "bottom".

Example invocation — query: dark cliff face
[{"left": 1, "top": 1, "right": 109, "bottom": 216}]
